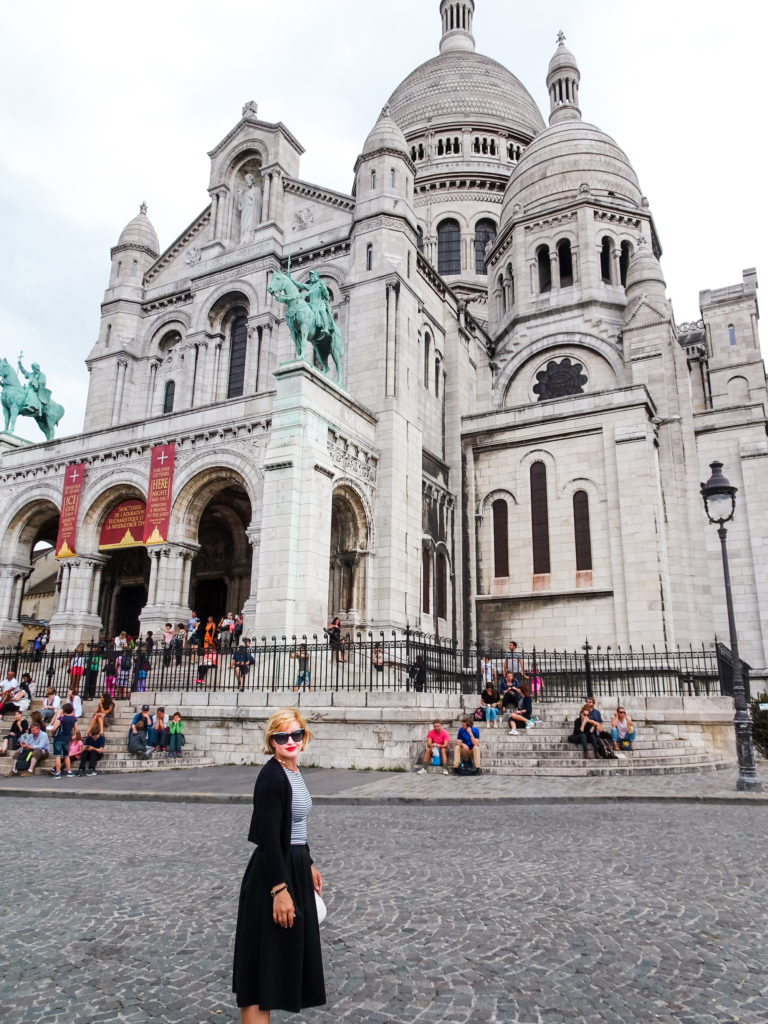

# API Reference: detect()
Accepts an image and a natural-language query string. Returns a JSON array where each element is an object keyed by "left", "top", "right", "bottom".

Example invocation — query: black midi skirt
[{"left": 233, "top": 844, "right": 326, "bottom": 1012}]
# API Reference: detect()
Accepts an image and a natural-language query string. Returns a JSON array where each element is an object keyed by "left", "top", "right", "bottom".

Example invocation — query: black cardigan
[{"left": 247, "top": 757, "right": 312, "bottom": 890}]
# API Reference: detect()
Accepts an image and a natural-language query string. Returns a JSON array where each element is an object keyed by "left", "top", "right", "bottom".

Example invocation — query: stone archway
[
  {"left": 0, "top": 498, "right": 60, "bottom": 646},
  {"left": 328, "top": 485, "right": 370, "bottom": 628},
  {"left": 189, "top": 485, "right": 253, "bottom": 624}
]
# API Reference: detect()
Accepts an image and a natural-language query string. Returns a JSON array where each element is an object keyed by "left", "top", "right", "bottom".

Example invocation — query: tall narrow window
[
  {"left": 390, "top": 168, "right": 395, "bottom": 188},
  {"left": 537, "top": 245, "right": 551, "bottom": 293},
  {"left": 474, "top": 218, "right": 497, "bottom": 274},
  {"left": 227, "top": 314, "right": 248, "bottom": 398},
  {"left": 557, "top": 239, "right": 573, "bottom": 287},
  {"left": 436, "top": 552, "right": 447, "bottom": 619},
  {"left": 530, "top": 462, "right": 551, "bottom": 574},
  {"left": 434, "top": 357, "right": 440, "bottom": 397},
  {"left": 600, "top": 237, "right": 613, "bottom": 283},
  {"left": 370, "top": 169, "right": 376, "bottom": 190},
  {"left": 492, "top": 499, "right": 509, "bottom": 577},
  {"left": 728, "top": 323, "right": 736, "bottom": 346},
  {"left": 422, "top": 547, "right": 431, "bottom": 614},
  {"left": 131, "top": 260, "right": 138, "bottom": 277},
  {"left": 497, "top": 274, "right": 506, "bottom": 316},
  {"left": 416, "top": 226, "right": 424, "bottom": 253},
  {"left": 437, "top": 219, "right": 461, "bottom": 275},
  {"left": 366, "top": 244, "right": 373, "bottom": 271},
  {"left": 424, "top": 332, "right": 431, "bottom": 389},
  {"left": 162, "top": 380, "right": 175, "bottom": 414},
  {"left": 619, "top": 240, "right": 632, "bottom": 286},
  {"left": 573, "top": 490, "right": 592, "bottom": 571}
]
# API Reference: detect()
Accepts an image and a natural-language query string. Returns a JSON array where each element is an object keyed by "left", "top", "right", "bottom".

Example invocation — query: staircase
[
  {"left": 435, "top": 704, "right": 736, "bottom": 777},
  {"left": 4, "top": 698, "right": 215, "bottom": 776}
]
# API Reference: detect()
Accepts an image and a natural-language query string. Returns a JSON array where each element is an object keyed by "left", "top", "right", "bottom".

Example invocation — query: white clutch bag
[{"left": 315, "top": 892, "right": 327, "bottom": 924}]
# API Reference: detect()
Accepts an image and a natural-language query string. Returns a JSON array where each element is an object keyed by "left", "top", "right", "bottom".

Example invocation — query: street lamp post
[{"left": 700, "top": 460, "right": 762, "bottom": 792}]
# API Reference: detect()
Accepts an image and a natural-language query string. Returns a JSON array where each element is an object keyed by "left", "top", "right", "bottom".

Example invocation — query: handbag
[{"left": 315, "top": 892, "right": 327, "bottom": 924}]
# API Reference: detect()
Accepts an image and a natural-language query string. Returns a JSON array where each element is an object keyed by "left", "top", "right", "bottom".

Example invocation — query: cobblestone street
[{"left": 1, "top": 797, "right": 766, "bottom": 1024}]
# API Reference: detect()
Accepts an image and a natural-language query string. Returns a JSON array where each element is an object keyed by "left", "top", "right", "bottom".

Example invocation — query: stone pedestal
[
  {"left": 251, "top": 360, "right": 349, "bottom": 637},
  {"left": 0, "top": 431, "right": 32, "bottom": 454}
]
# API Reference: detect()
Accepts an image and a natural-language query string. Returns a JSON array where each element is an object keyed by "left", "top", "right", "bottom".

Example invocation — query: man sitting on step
[
  {"left": 11, "top": 722, "right": 50, "bottom": 775},
  {"left": 453, "top": 716, "right": 481, "bottom": 774},
  {"left": 423, "top": 719, "right": 451, "bottom": 770}
]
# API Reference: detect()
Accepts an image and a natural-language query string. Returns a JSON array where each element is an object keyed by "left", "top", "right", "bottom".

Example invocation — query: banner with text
[
  {"left": 143, "top": 443, "right": 175, "bottom": 545},
  {"left": 99, "top": 500, "right": 146, "bottom": 550},
  {"left": 55, "top": 463, "right": 86, "bottom": 559}
]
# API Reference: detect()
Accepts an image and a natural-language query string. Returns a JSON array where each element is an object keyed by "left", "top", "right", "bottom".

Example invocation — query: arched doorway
[
  {"left": 4, "top": 499, "right": 61, "bottom": 645},
  {"left": 189, "top": 483, "right": 253, "bottom": 622},
  {"left": 328, "top": 485, "right": 370, "bottom": 627},
  {"left": 100, "top": 547, "right": 151, "bottom": 639}
]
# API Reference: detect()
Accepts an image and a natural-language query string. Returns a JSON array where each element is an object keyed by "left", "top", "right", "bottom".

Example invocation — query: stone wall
[{"left": 136, "top": 690, "right": 737, "bottom": 770}]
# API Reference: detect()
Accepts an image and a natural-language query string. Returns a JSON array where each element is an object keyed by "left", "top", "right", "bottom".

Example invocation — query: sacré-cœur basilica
[{"left": 0, "top": 1, "right": 765, "bottom": 684}]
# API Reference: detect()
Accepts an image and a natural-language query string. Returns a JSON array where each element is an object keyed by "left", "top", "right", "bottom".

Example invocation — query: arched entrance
[
  {"left": 189, "top": 482, "right": 253, "bottom": 622},
  {"left": 2, "top": 498, "right": 61, "bottom": 645},
  {"left": 328, "top": 485, "right": 370, "bottom": 627},
  {"left": 100, "top": 547, "right": 151, "bottom": 639}
]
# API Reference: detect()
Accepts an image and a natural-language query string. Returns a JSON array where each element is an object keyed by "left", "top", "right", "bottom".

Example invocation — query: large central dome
[{"left": 387, "top": 51, "right": 545, "bottom": 139}]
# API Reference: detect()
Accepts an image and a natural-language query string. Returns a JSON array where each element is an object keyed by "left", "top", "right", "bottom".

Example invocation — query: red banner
[
  {"left": 99, "top": 500, "right": 146, "bottom": 550},
  {"left": 55, "top": 463, "right": 86, "bottom": 559},
  {"left": 143, "top": 443, "right": 175, "bottom": 545}
]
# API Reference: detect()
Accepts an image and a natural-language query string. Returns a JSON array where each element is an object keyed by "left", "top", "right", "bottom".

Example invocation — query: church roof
[
  {"left": 387, "top": 51, "right": 544, "bottom": 138},
  {"left": 501, "top": 119, "right": 642, "bottom": 222},
  {"left": 117, "top": 203, "right": 159, "bottom": 254}
]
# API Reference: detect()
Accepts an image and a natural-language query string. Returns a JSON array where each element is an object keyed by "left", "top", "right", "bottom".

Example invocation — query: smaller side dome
[
  {"left": 362, "top": 105, "right": 410, "bottom": 158},
  {"left": 117, "top": 202, "right": 159, "bottom": 254},
  {"left": 624, "top": 239, "right": 667, "bottom": 302}
]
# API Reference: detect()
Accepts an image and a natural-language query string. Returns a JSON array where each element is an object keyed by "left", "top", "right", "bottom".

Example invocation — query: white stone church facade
[{"left": 0, "top": 2, "right": 765, "bottom": 680}]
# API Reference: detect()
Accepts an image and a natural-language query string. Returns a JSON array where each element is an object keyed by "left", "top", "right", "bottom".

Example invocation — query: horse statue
[
  {"left": 268, "top": 267, "right": 344, "bottom": 386},
  {"left": 0, "top": 357, "right": 65, "bottom": 442}
]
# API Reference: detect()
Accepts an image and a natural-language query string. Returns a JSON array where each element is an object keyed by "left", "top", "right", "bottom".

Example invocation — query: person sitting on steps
[
  {"left": 453, "top": 716, "right": 481, "bottom": 774},
  {"left": 480, "top": 680, "right": 501, "bottom": 728},
  {"left": 508, "top": 680, "right": 533, "bottom": 734},
  {"left": 568, "top": 703, "right": 601, "bottom": 758},
  {"left": 611, "top": 706, "right": 636, "bottom": 751}
]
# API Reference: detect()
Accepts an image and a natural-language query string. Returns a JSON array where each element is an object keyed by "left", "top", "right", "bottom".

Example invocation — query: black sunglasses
[{"left": 271, "top": 729, "right": 305, "bottom": 745}]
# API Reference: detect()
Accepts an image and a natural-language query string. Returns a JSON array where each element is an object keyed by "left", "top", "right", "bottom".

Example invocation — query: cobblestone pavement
[{"left": 2, "top": 797, "right": 767, "bottom": 1024}]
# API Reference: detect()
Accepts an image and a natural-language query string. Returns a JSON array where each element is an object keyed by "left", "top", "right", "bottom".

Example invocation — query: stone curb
[{"left": 1, "top": 787, "right": 766, "bottom": 806}]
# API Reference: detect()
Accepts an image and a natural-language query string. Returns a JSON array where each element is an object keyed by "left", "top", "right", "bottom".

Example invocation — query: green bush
[{"left": 750, "top": 691, "right": 768, "bottom": 757}]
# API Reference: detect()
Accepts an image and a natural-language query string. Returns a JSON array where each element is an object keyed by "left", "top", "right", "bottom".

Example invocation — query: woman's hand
[
  {"left": 311, "top": 865, "right": 323, "bottom": 896},
  {"left": 272, "top": 888, "right": 295, "bottom": 928}
]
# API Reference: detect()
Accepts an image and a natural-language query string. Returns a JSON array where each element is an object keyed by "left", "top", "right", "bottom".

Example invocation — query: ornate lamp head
[{"left": 700, "top": 461, "right": 737, "bottom": 525}]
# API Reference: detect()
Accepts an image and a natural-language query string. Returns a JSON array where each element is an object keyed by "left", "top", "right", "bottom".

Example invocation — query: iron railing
[{"left": 0, "top": 633, "right": 740, "bottom": 701}]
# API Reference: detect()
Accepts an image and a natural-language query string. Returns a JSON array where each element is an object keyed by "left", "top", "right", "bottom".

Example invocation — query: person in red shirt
[{"left": 423, "top": 719, "right": 451, "bottom": 769}]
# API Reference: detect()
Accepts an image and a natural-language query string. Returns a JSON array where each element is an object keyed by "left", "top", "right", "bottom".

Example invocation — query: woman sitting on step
[
  {"left": 480, "top": 681, "right": 501, "bottom": 727},
  {"left": 611, "top": 707, "right": 636, "bottom": 751},
  {"left": 507, "top": 681, "right": 533, "bottom": 734}
]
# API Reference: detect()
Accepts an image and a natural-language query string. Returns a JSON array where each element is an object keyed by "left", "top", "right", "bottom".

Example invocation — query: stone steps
[{"left": 5, "top": 753, "right": 214, "bottom": 777}]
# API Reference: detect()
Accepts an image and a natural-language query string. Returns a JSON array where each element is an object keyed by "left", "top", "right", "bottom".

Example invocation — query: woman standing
[{"left": 233, "top": 707, "right": 325, "bottom": 1022}]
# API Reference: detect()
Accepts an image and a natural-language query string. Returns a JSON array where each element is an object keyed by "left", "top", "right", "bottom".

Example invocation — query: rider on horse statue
[
  {"left": 17, "top": 355, "right": 51, "bottom": 417},
  {"left": 297, "top": 271, "right": 334, "bottom": 338}
]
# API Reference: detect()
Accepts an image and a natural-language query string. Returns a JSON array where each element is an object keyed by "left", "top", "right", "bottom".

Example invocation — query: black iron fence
[{"left": 0, "top": 633, "right": 744, "bottom": 702}]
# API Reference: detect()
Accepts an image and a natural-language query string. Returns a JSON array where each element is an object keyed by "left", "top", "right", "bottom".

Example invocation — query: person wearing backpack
[{"left": 453, "top": 716, "right": 481, "bottom": 774}]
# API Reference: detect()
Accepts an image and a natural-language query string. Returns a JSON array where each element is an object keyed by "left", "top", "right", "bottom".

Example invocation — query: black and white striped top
[{"left": 282, "top": 766, "right": 312, "bottom": 845}]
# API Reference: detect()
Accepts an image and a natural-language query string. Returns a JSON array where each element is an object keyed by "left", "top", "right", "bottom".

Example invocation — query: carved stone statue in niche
[
  {"left": 237, "top": 173, "right": 263, "bottom": 243},
  {"left": 532, "top": 357, "right": 588, "bottom": 401}
]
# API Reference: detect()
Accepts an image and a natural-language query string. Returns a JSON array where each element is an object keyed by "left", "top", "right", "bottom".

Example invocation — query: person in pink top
[{"left": 423, "top": 719, "right": 451, "bottom": 769}]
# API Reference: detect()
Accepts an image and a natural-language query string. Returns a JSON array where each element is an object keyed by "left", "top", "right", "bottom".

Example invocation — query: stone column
[
  {"left": 147, "top": 361, "right": 159, "bottom": 417},
  {"left": 48, "top": 556, "right": 104, "bottom": 647},
  {"left": 253, "top": 363, "right": 339, "bottom": 635},
  {"left": 261, "top": 174, "right": 272, "bottom": 223},
  {"left": 111, "top": 360, "right": 128, "bottom": 426},
  {"left": 0, "top": 563, "right": 31, "bottom": 647},
  {"left": 241, "top": 526, "right": 261, "bottom": 636},
  {"left": 140, "top": 542, "right": 200, "bottom": 636}
]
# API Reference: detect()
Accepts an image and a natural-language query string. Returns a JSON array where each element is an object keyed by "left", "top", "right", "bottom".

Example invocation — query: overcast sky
[{"left": 1, "top": 0, "right": 765, "bottom": 442}]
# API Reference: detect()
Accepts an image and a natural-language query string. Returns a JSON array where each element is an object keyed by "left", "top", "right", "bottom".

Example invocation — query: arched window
[
  {"left": 728, "top": 323, "right": 737, "bottom": 346},
  {"left": 530, "top": 462, "right": 551, "bottom": 574},
  {"left": 366, "top": 244, "right": 373, "bottom": 271},
  {"left": 416, "top": 226, "right": 424, "bottom": 253},
  {"left": 418, "top": 143, "right": 424, "bottom": 160},
  {"left": 497, "top": 274, "right": 506, "bottom": 316},
  {"left": 424, "top": 331, "right": 431, "bottom": 389},
  {"left": 573, "top": 490, "right": 592, "bottom": 571},
  {"left": 131, "top": 260, "right": 138, "bottom": 277},
  {"left": 474, "top": 218, "right": 497, "bottom": 275},
  {"left": 105, "top": 324, "right": 112, "bottom": 348},
  {"left": 492, "top": 499, "right": 509, "bottom": 577},
  {"left": 434, "top": 356, "right": 440, "bottom": 397},
  {"left": 411, "top": 146, "right": 417, "bottom": 161},
  {"left": 437, "top": 219, "right": 461, "bottom": 275},
  {"left": 162, "top": 380, "right": 175, "bottom": 414},
  {"left": 537, "top": 245, "right": 551, "bottom": 293},
  {"left": 437, "top": 139, "right": 444, "bottom": 156},
  {"left": 600, "top": 237, "right": 613, "bottom": 283},
  {"left": 557, "top": 239, "right": 573, "bottom": 287},
  {"left": 619, "top": 241, "right": 632, "bottom": 286},
  {"left": 390, "top": 168, "right": 396, "bottom": 188},
  {"left": 436, "top": 552, "right": 448, "bottom": 619},
  {"left": 370, "top": 169, "right": 376, "bottom": 190},
  {"left": 227, "top": 314, "right": 248, "bottom": 398},
  {"left": 422, "top": 547, "right": 431, "bottom": 614}
]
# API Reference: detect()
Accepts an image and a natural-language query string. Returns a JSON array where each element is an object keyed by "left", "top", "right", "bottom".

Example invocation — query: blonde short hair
[{"left": 263, "top": 706, "right": 313, "bottom": 755}]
